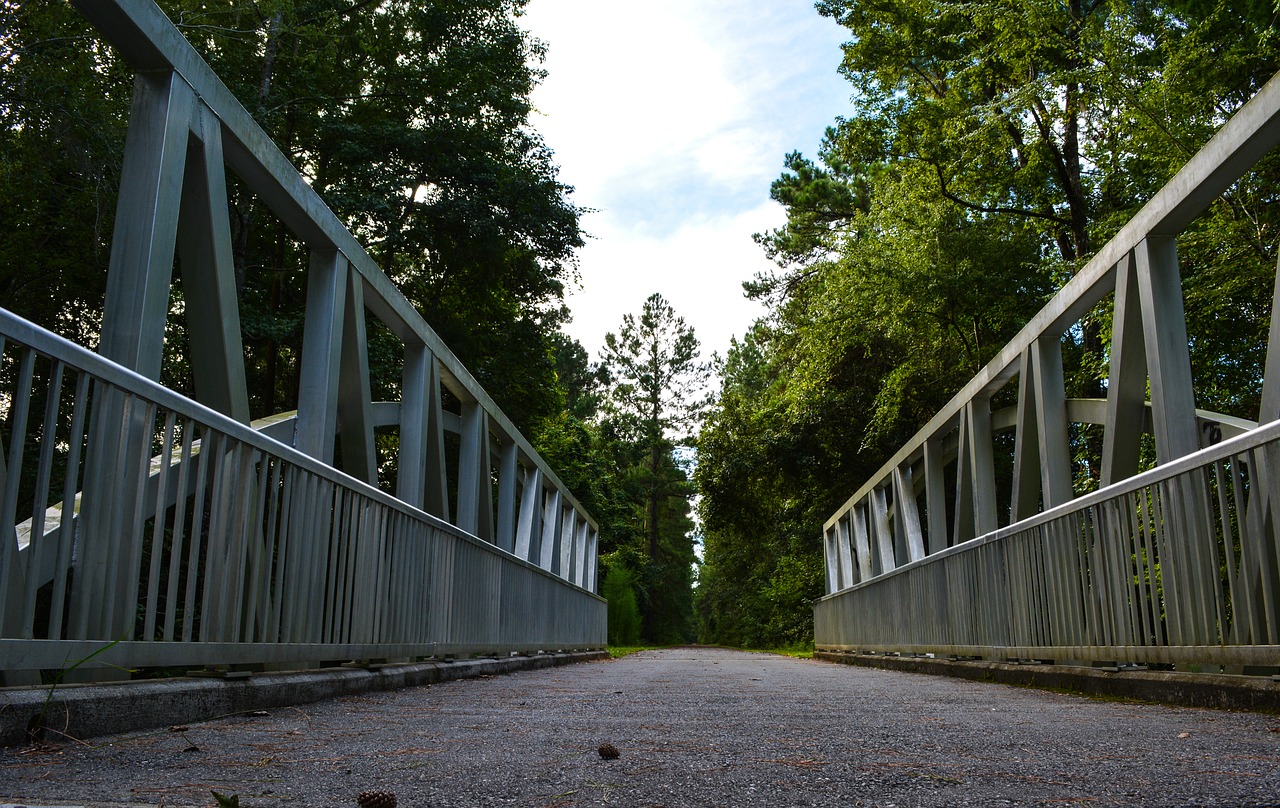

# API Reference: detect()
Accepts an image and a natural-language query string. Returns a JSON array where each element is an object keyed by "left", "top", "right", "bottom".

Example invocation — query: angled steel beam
[
  {"left": 295, "top": 250, "right": 347, "bottom": 463},
  {"left": 336, "top": 271, "right": 376, "bottom": 485},
  {"left": 1101, "top": 252, "right": 1150, "bottom": 485},
  {"left": 100, "top": 70, "right": 191, "bottom": 378},
  {"left": 824, "top": 68, "right": 1280, "bottom": 539},
  {"left": 1135, "top": 236, "right": 1199, "bottom": 463},
  {"left": 70, "top": 0, "right": 598, "bottom": 536}
]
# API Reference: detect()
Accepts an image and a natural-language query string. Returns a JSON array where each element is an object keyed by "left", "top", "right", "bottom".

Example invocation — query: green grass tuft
[{"left": 607, "top": 645, "right": 664, "bottom": 658}]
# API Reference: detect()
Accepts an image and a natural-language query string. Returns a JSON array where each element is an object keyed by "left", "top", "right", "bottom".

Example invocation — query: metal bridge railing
[
  {"left": 816, "top": 417, "right": 1280, "bottom": 666},
  {"left": 0, "top": 309, "right": 604, "bottom": 680},
  {"left": 0, "top": 0, "right": 605, "bottom": 682},
  {"left": 817, "top": 67, "right": 1280, "bottom": 666}
]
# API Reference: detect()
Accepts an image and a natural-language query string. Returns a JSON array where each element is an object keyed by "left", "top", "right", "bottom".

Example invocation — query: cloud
[
  {"left": 564, "top": 202, "right": 781, "bottom": 363},
  {"left": 521, "top": 0, "right": 851, "bottom": 362}
]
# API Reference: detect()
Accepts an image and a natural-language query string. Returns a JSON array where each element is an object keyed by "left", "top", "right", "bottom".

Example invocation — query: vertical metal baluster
[
  {"left": 118, "top": 400, "right": 157, "bottom": 641},
  {"left": 369, "top": 506, "right": 389, "bottom": 642},
  {"left": 21, "top": 359, "right": 65, "bottom": 638},
  {"left": 1244, "top": 447, "right": 1280, "bottom": 642},
  {"left": 1095, "top": 501, "right": 1123, "bottom": 647},
  {"left": 1214, "top": 458, "right": 1245, "bottom": 643},
  {"left": 1142, "top": 485, "right": 1168, "bottom": 646},
  {"left": 1126, "top": 490, "right": 1155, "bottom": 648},
  {"left": 382, "top": 509, "right": 400, "bottom": 644},
  {"left": 88, "top": 392, "right": 132, "bottom": 639},
  {"left": 341, "top": 491, "right": 362, "bottom": 644},
  {"left": 282, "top": 468, "right": 312, "bottom": 644},
  {"left": 49, "top": 371, "right": 91, "bottom": 640},
  {"left": 182, "top": 428, "right": 215, "bottom": 643},
  {"left": 1153, "top": 479, "right": 1185, "bottom": 645},
  {"left": 200, "top": 434, "right": 231, "bottom": 641},
  {"left": 163, "top": 419, "right": 195, "bottom": 642},
  {"left": 224, "top": 446, "right": 258, "bottom": 642},
  {"left": 1117, "top": 495, "right": 1144, "bottom": 648},
  {"left": 1230, "top": 452, "right": 1262, "bottom": 643},
  {"left": 142, "top": 410, "right": 177, "bottom": 641},
  {"left": 244, "top": 453, "right": 274, "bottom": 643},
  {"left": 328, "top": 482, "right": 346, "bottom": 646},
  {"left": 0, "top": 348, "right": 35, "bottom": 637},
  {"left": 299, "top": 473, "right": 328, "bottom": 643},
  {"left": 267, "top": 464, "right": 296, "bottom": 643}
]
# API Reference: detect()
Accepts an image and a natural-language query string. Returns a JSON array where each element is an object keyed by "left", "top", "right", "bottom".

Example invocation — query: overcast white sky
[{"left": 520, "top": 0, "right": 853, "bottom": 363}]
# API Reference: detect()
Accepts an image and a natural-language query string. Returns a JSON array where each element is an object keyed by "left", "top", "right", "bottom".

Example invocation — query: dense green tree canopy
[
  {"left": 1, "top": 0, "right": 583, "bottom": 435},
  {"left": 697, "top": 0, "right": 1280, "bottom": 649}
]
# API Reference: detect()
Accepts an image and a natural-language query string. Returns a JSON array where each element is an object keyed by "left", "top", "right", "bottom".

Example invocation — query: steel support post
[
  {"left": 851, "top": 503, "right": 874, "bottom": 582},
  {"left": 457, "top": 402, "right": 494, "bottom": 542},
  {"left": 515, "top": 466, "right": 543, "bottom": 563},
  {"left": 1102, "top": 252, "right": 1149, "bottom": 485},
  {"left": 585, "top": 529, "right": 599, "bottom": 592},
  {"left": 560, "top": 509, "right": 578, "bottom": 582},
  {"left": 1249, "top": 253, "right": 1280, "bottom": 642},
  {"left": 396, "top": 343, "right": 429, "bottom": 510},
  {"left": 337, "top": 271, "right": 377, "bottom": 484},
  {"left": 176, "top": 102, "right": 250, "bottom": 423},
  {"left": 1261, "top": 253, "right": 1280, "bottom": 424},
  {"left": 1033, "top": 337, "right": 1073, "bottom": 507},
  {"left": 100, "top": 70, "right": 191, "bottom": 376},
  {"left": 77, "top": 71, "right": 192, "bottom": 649},
  {"left": 892, "top": 465, "right": 926, "bottom": 563},
  {"left": 954, "top": 396, "right": 997, "bottom": 545},
  {"left": 824, "top": 527, "right": 840, "bottom": 594},
  {"left": 836, "top": 515, "right": 856, "bottom": 587},
  {"left": 573, "top": 518, "right": 589, "bottom": 587},
  {"left": 396, "top": 350, "right": 453, "bottom": 522},
  {"left": 295, "top": 250, "right": 347, "bottom": 463},
  {"left": 1012, "top": 347, "right": 1042, "bottom": 522},
  {"left": 1135, "top": 236, "right": 1200, "bottom": 463},
  {"left": 496, "top": 441, "right": 520, "bottom": 553},
  {"left": 870, "top": 485, "right": 895, "bottom": 575},
  {"left": 539, "top": 489, "right": 562, "bottom": 571},
  {"left": 1013, "top": 338, "right": 1072, "bottom": 521},
  {"left": 923, "top": 435, "right": 948, "bottom": 554}
]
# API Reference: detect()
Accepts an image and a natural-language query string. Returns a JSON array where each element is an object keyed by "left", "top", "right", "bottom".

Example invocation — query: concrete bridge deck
[{"left": 2, "top": 647, "right": 1278, "bottom": 807}]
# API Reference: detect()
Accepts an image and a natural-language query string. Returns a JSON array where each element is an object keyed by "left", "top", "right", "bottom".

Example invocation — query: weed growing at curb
[{"left": 29, "top": 636, "right": 134, "bottom": 742}]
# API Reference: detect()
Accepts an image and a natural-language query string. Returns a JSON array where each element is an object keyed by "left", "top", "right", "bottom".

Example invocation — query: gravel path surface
[{"left": 2, "top": 647, "right": 1279, "bottom": 806}]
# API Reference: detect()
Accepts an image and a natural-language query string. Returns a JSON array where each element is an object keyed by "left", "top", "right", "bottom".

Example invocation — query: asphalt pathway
[{"left": 2, "top": 647, "right": 1279, "bottom": 806}]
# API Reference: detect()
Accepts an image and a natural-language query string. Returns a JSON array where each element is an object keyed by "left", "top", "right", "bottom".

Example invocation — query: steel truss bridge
[
  {"left": 818, "top": 69, "right": 1280, "bottom": 671},
  {"left": 0, "top": 0, "right": 604, "bottom": 686}
]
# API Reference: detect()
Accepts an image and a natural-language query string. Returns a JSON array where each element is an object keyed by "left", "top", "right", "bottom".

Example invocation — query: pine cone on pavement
[{"left": 356, "top": 790, "right": 397, "bottom": 808}]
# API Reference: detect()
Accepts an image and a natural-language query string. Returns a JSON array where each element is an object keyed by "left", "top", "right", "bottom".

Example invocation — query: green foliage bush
[{"left": 601, "top": 559, "right": 641, "bottom": 646}]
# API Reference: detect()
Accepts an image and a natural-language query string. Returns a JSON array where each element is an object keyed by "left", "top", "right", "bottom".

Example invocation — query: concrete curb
[
  {"left": 0, "top": 650, "right": 609, "bottom": 746},
  {"left": 815, "top": 651, "right": 1280, "bottom": 713}
]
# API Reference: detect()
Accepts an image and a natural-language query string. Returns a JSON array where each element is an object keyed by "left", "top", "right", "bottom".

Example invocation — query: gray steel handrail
[
  {"left": 818, "top": 66, "right": 1280, "bottom": 667},
  {"left": 0, "top": 308, "right": 606, "bottom": 675},
  {"left": 816, "top": 420, "right": 1280, "bottom": 664}
]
